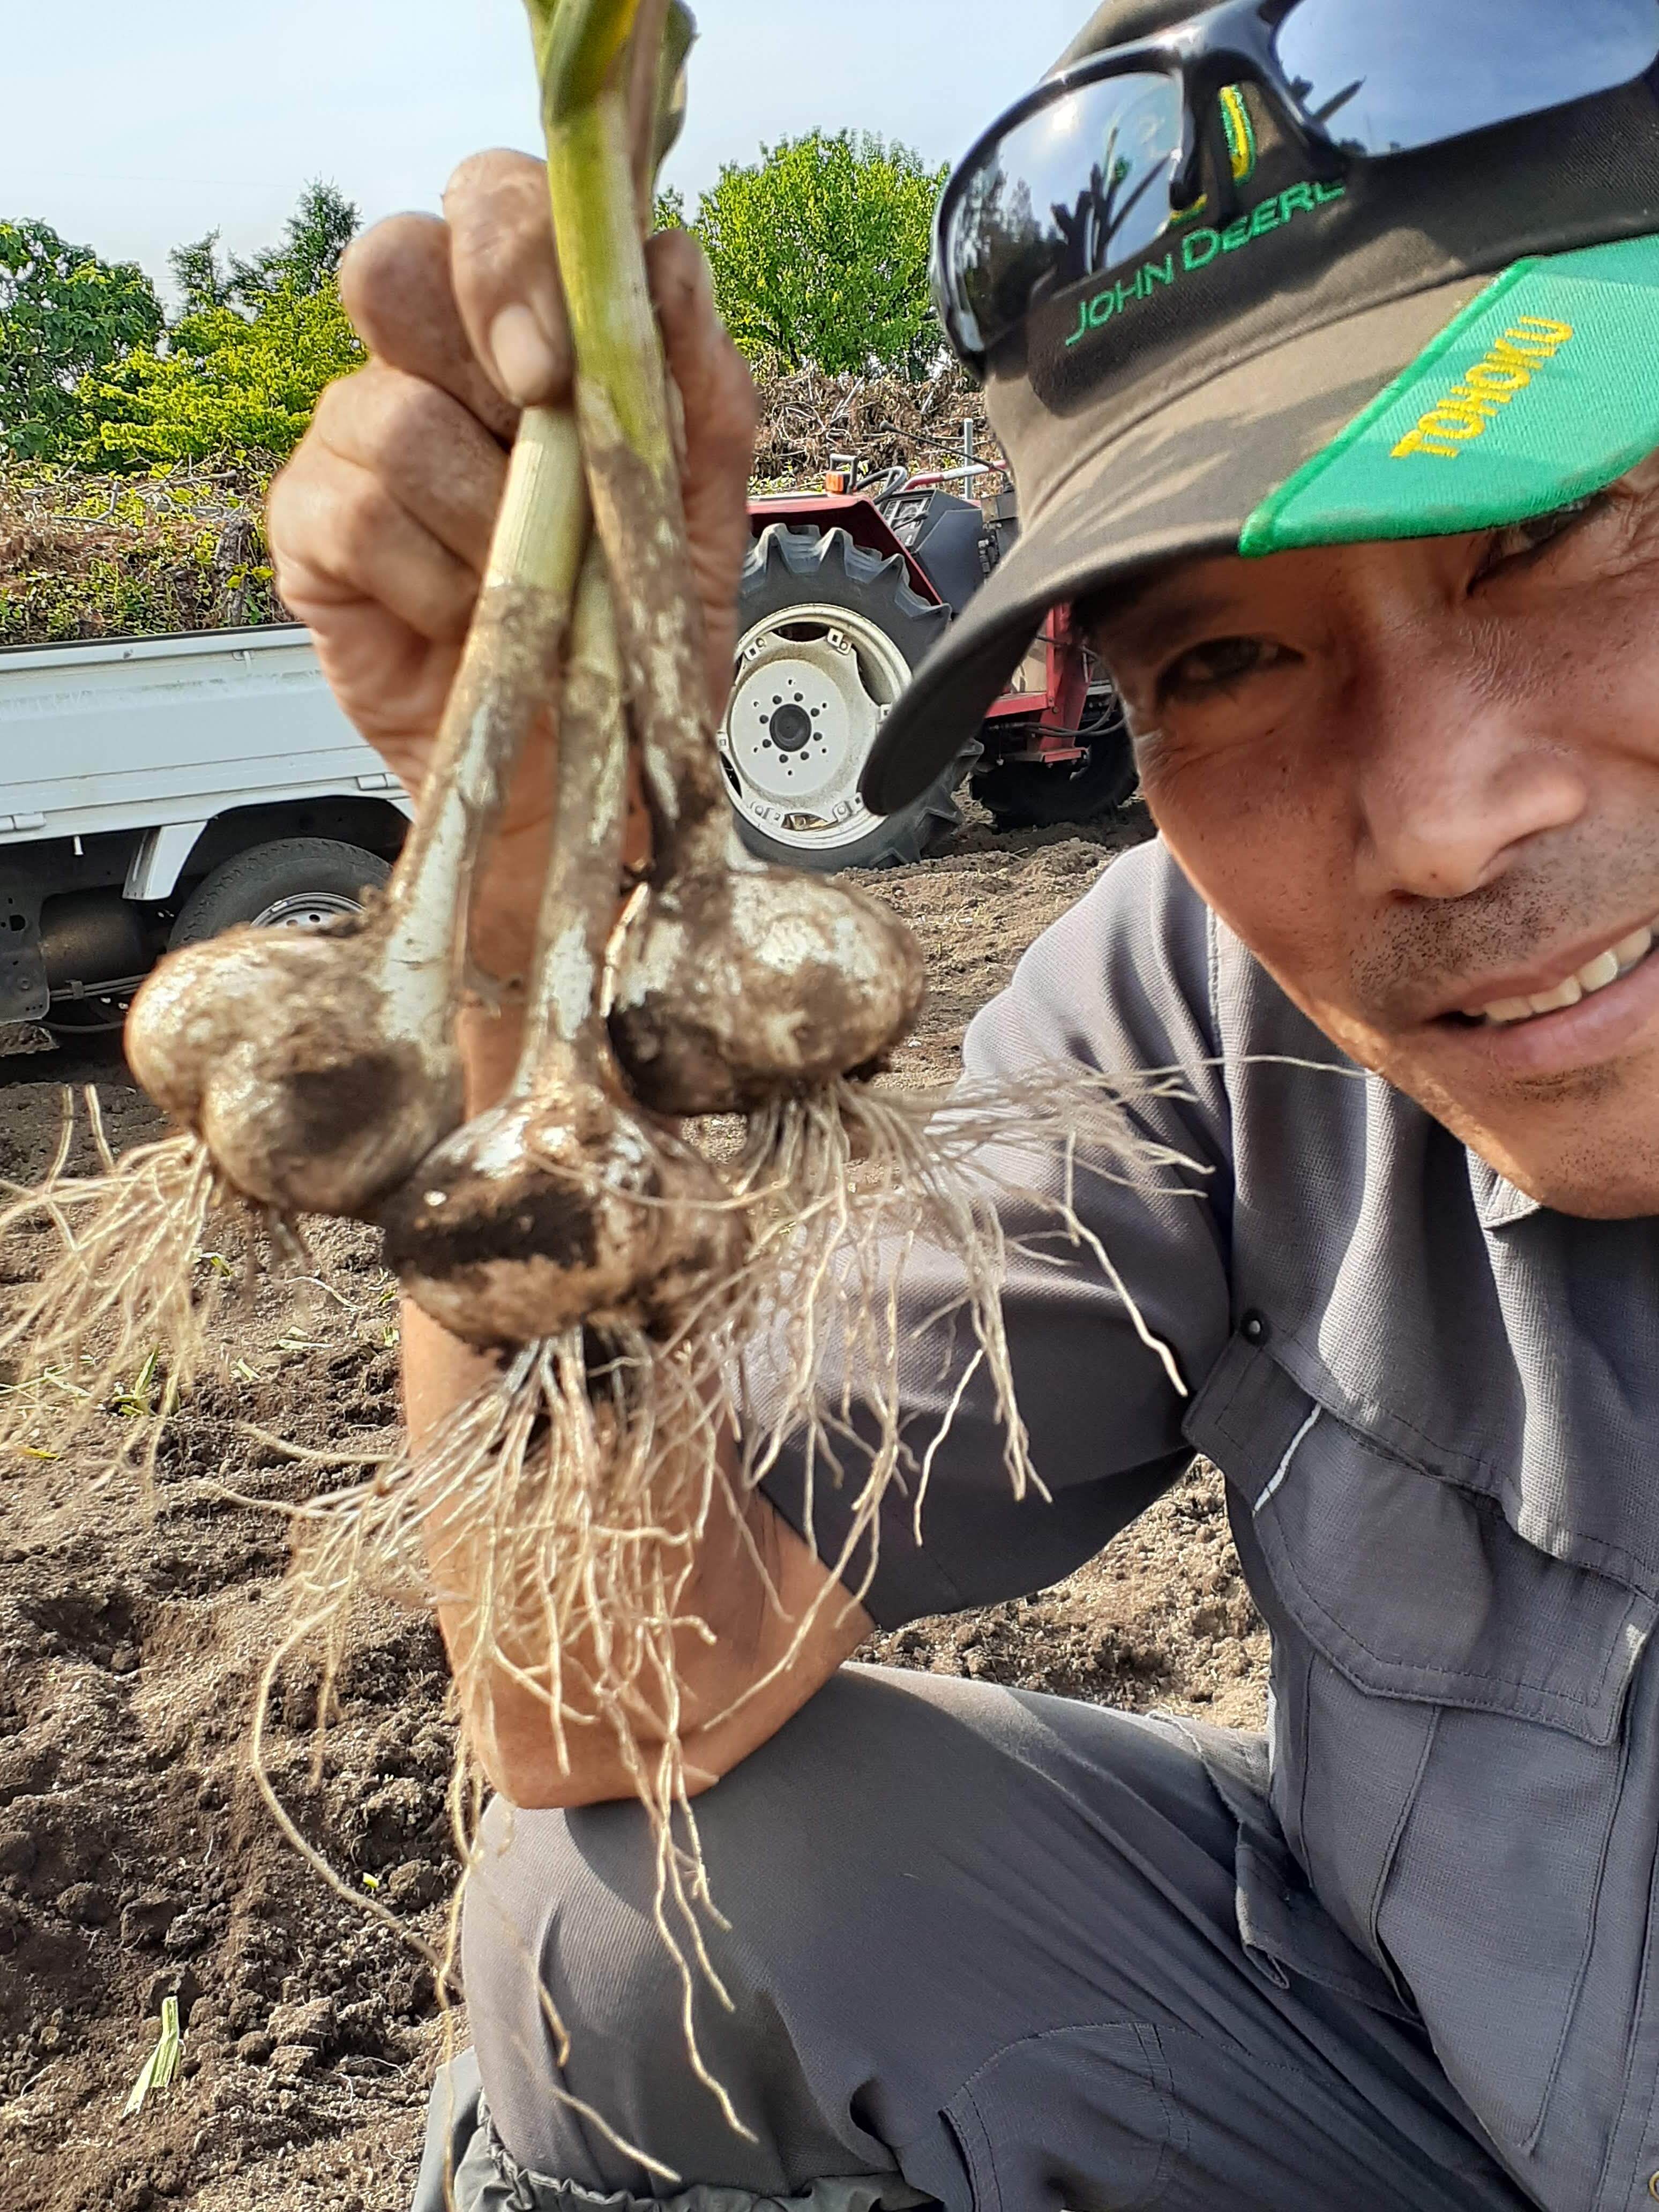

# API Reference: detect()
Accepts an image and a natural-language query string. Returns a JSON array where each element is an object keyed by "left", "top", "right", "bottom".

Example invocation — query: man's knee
[
  {"left": 459, "top": 1670, "right": 954, "bottom": 2184},
  {"left": 462, "top": 1664, "right": 1208, "bottom": 2039},
  {"left": 462, "top": 1669, "right": 928, "bottom": 2043},
  {"left": 462, "top": 1786, "right": 746, "bottom": 2056},
  {"left": 455, "top": 1669, "right": 1238, "bottom": 2192}
]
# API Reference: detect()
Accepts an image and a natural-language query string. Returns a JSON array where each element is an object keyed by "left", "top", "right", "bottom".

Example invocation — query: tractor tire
[
  {"left": 719, "top": 525, "right": 973, "bottom": 872},
  {"left": 973, "top": 704, "right": 1139, "bottom": 832}
]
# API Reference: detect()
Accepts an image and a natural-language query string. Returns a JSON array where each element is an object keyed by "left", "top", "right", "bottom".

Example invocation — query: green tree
[
  {"left": 78, "top": 184, "right": 365, "bottom": 468},
  {"left": 167, "top": 185, "right": 356, "bottom": 327},
  {"left": 226, "top": 181, "right": 360, "bottom": 305},
  {"left": 168, "top": 231, "right": 236, "bottom": 318},
  {"left": 79, "top": 281, "right": 364, "bottom": 467},
  {"left": 0, "top": 220, "right": 163, "bottom": 459},
  {"left": 691, "top": 132, "right": 946, "bottom": 377}
]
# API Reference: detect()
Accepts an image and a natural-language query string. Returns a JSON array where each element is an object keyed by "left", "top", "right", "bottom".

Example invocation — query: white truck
[{"left": 0, "top": 625, "right": 411, "bottom": 1055}]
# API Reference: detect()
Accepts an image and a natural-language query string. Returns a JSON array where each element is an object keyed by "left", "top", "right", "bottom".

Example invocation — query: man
[{"left": 269, "top": 2, "right": 1659, "bottom": 2206}]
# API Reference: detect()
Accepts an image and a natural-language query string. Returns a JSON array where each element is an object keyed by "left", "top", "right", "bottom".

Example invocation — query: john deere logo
[{"left": 1065, "top": 181, "right": 1347, "bottom": 352}]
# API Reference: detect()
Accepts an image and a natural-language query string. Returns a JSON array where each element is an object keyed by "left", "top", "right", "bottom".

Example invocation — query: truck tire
[
  {"left": 973, "top": 706, "right": 1139, "bottom": 832},
  {"left": 719, "top": 526, "right": 971, "bottom": 872},
  {"left": 169, "top": 838, "right": 391, "bottom": 948}
]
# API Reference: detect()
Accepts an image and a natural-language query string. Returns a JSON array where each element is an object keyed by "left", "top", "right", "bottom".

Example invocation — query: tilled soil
[{"left": 0, "top": 813, "right": 1265, "bottom": 2212}]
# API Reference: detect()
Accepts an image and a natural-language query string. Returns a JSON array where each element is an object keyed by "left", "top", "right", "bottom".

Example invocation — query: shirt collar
[{"left": 1467, "top": 1150, "right": 1545, "bottom": 1232}]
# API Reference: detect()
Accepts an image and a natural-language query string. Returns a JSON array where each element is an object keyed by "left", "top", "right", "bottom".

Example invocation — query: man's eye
[
  {"left": 1161, "top": 636, "right": 1283, "bottom": 697},
  {"left": 1477, "top": 494, "right": 1610, "bottom": 579}
]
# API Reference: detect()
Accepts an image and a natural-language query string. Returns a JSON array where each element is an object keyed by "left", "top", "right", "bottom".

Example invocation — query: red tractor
[{"left": 722, "top": 455, "right": 1134, "bottom": 871}]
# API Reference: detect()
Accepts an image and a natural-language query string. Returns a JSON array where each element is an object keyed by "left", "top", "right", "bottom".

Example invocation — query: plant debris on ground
[{"left": 748, "top": 365, "right": 1002, "bottom": 489}]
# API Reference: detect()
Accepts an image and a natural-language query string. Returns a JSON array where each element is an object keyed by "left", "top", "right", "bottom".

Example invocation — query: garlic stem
[
  {"left": 381, "top": 531, "right": 746, "bottom": 1351},
  {"left": 526, "top": 0, "right": 928, "bottom": 1120},
  {"left": 512, "top": 541, "right": 628, "bottom": 1083},
  {"left": 537, "top": 0, "right": 730, "bottom": 876},
  {"left": 381, "top": 405, "right": 592, "bottom": 997},
  {"left": 537, "top": 0, "right": 647, "bottom": 121}
]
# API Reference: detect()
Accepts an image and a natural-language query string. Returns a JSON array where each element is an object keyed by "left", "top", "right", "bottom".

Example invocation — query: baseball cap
[{"left": 862, "top": 1, "right": 1659, "bottom": 815}]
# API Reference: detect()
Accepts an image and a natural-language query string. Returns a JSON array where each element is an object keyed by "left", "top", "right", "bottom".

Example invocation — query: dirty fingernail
[{"left": 488, "top": 304, "right": 558, "bottom": 405}]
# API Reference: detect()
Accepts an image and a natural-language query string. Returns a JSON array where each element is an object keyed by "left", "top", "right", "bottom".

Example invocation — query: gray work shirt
[{"left": 763, "top": 838, "right": 1659, "bottom": 2212}]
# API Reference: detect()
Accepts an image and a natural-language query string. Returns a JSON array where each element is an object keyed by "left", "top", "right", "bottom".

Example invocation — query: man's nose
[{"left": 1351, "top": 633, "right": 1587, "bottom": 901}]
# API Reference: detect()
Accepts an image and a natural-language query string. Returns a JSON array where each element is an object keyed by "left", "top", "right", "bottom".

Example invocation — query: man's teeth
[{"left": 1479, "top": 924, "right": 1656, "bottom": 1026}]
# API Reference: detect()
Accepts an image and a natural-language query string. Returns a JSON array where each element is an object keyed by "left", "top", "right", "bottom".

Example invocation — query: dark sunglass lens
[
  {"left": 1275, "top": 0, "right": 1659, "bottom": 156},
  {"left": 943, "top": 72, "right": 1183, "bottom": 357}
]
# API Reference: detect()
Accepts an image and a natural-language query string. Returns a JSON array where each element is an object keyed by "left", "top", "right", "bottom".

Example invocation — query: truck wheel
[
  {"left": 973, "top": 705, "right": 1139, "bottom": 832},
  {"left": 720, "top": 526, "right": 969, "bottom": 872},
  {"left": 169, "top": 838, "right": 391, "bottom": 948}
]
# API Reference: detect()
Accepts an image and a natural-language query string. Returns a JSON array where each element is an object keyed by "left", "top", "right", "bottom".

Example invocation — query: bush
[
  {"left": 2, "top": 188, "right": 362, "bottom": 472},
  {"left": 76, "top": 283, "right": 363, "bottom": 469},
  {"left": 0, "top": 221, "right": 164, "bottom": 463}
]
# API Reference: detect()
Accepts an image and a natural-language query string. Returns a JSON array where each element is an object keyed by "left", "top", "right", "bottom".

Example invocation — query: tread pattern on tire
[
  {"left": 733, "top": 526, "right": 972, "bottom": 872},
  {"left": 972, "top": 727, "right": 1139, "bottom": 832},
  {"left": 169, "top": 837, "right": 390, "bottom": 947}
]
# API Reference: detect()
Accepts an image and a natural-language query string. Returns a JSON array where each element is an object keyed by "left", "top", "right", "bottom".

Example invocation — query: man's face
[{"left": 1094, "top": 456, "right": 1659, "bottom": 1219}]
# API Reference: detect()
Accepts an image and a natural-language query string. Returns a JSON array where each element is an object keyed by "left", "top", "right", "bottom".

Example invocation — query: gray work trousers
[{"left": 412, "top": 1666, "right": 1540, "bottom": 2212}]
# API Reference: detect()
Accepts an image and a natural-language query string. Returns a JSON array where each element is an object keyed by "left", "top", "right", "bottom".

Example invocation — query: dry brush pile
[
  {"left": 0, "top": 464, "right": 283, "bottom": 647},
  {"left": 748, "top": 364, "right": 1002, "bottom": 488},
  {"left": 0, "top": 381, "right": 995, "bottom": 653}
]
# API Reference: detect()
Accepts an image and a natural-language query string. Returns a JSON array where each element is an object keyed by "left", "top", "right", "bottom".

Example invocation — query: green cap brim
[{"left": 1242, "top": 234, "right": 1659, "bottom": 554}]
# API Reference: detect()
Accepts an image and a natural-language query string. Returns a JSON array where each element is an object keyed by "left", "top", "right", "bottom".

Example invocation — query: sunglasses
[{"left": 933, "top": 0, "right": 1659, "bottom": 369}]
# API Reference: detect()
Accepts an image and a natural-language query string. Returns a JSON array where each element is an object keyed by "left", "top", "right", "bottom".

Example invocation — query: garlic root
[{"left": 0, "top": 1100, "right": 226, "bottom": 1471}]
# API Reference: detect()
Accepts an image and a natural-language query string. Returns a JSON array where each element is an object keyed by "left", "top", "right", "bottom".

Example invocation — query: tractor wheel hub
[
  {"left": 719, "top": 604, "right": 910, "bottom": 856},
  {"left": 766, "top": 700, "right": 815, "bottom": 753}
]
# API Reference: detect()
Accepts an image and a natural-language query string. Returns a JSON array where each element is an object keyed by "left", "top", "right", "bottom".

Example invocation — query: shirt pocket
[{"left": 1186, "top": 1332, "right": 1656, "bottom": 2155}]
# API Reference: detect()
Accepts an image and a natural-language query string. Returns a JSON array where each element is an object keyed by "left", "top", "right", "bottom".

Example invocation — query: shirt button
[
  {"left": 1646, "top": 2174, "right": 1659, "bottom": 2201},
  {"left": 1241, "top": 1312, "right": 1269, "bottom": 1345}
]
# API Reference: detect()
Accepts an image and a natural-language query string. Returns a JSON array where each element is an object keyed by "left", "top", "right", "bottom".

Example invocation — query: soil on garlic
[{"left": 0, "top": 808, "right": 1267, "bottom": 2212}]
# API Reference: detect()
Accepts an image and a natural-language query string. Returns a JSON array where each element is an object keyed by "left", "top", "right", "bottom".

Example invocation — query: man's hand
[
  {"left": 267, "top": 150, "right": 758, "bottom": 975},
  {"left": 268, "top": 155, "right": 860, "bottom": 1807}
]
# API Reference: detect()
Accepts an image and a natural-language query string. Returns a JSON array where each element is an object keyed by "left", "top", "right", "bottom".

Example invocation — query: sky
[{"left": 4, "top": 1, "right": 1081, "bottom": 299}]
